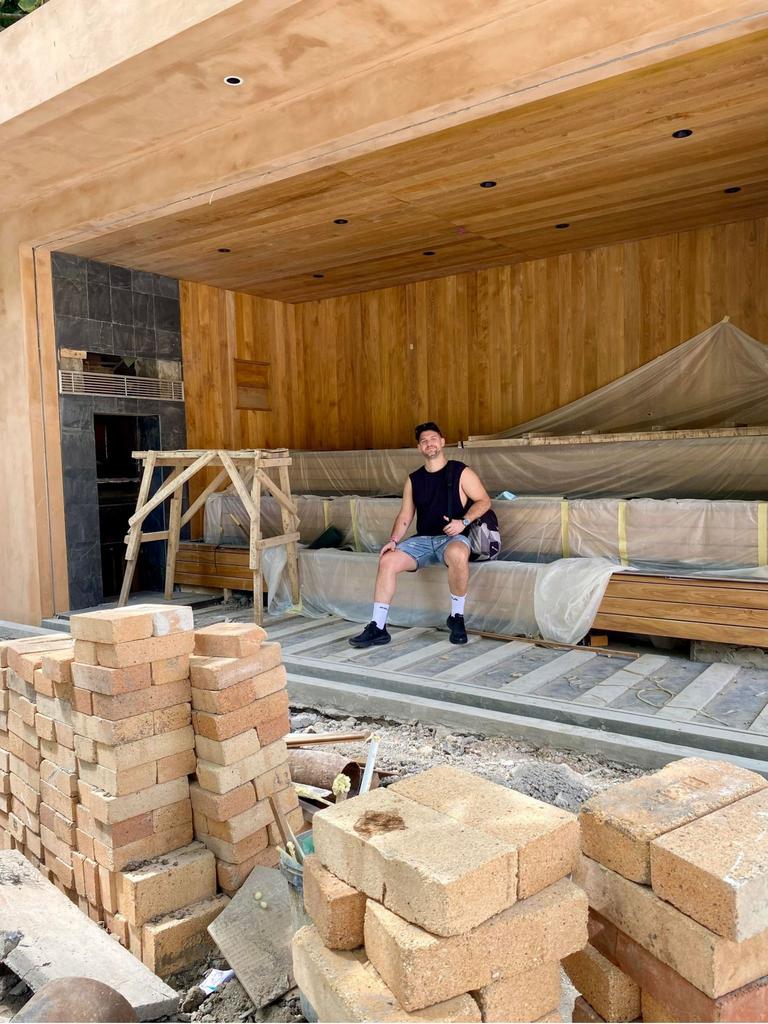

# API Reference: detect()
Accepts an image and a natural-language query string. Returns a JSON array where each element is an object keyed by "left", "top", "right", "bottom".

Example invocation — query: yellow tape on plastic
[
  {"left": 759, "top": 502, "right": 768, "bottom": 567},
  {"left": 618, "top": 500, "right": 629, "bottom": 566},
  {"left": 560, "top": 500, "right": 570, "bottom": 558},
  {"left": 350, "top": 498, "right": 361, "bottom": 552}
]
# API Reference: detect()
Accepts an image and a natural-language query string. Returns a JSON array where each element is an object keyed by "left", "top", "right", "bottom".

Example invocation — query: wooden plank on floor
[
  {"left": 268, "top": 616, "right": 342, "bottom": 639},
  {"left": 574, "top": 654, "right": 669, "bottom": 707},
  {"left": 502, "top": 649, "right": 597, "bottom": 694},
  {"left": 337, "top": 626, "right": 431, "bottom": 661},
  {"left": 437, "top": 640, "right": 534, "bottom": 681},
  {"left": 282, "top": 621, "right": 361, "bottom": 653},
  {"left": 386, "top": 638, "right": 462, "bottom": 671},
  {"left": 593, "top": 612, "right": 768, "bottom": 646},
  {"left": 661, "top": 663, "right": 742, "bottom": 722}
]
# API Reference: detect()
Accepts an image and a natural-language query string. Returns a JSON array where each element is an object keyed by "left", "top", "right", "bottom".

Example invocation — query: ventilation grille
[{"left": 59, "top": 371, "right": 184, "bottom": 402}]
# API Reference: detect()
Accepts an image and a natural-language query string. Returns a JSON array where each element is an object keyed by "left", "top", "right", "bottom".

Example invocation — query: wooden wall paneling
[{"left": 405, "top": 280, "right": 432, "bottom": 444}]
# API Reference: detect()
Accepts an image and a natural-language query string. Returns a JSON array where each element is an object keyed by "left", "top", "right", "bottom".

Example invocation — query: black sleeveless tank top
[{"left": 410, "top": 460, "right": 470, "bottom": 536}]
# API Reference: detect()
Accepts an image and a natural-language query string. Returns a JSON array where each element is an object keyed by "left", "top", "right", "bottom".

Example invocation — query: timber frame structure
[{"left": 119, "top": 449, "right": 300, "bottom": 623}]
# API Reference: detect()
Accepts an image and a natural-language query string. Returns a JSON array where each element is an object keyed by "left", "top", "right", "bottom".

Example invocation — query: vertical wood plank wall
[{"left": 181, "top": 217, "right": 768, "bottom": 453}]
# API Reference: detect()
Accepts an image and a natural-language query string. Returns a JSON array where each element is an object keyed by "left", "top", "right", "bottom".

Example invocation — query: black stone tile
[
  {"left": 155, "top": 276, "right": 180, "bottom": 299},
  {"left": 153, "top": 295, "right": 180, "bottom": 333},
  {"left": 87, "top": 280, "right": 112, "bottom": 322},
  {"left": 59, "top": 396, "right": 94, "bottom": 431},
  {"left": 134, "top": 327, "right": 157, "bottom": 356},
  {"left": 111, "top": 287, "right": 133, "bottom": 325},
  {"left": 61, "top": 432, "right": 98, "bottom": 472},
  {"left": 87, "top": 261, "right": 110, "bottom": 285},
  {"left": 112, "top": 324, "right": 135, "bottom": 357},
  {"left": 156, "top": 329, "right": 182, "bottom": 358},
  {"left": 132, "top": 291, "right": 154, "bottom": 330},
  {"left": 55, "top": 315, "right": 114, "bottom": 353},
  {"left": 139, "top": 416, "right": 161, "bottom": 449},
  {"left": 92, "top": 396, "right": 141, "bottom": 416},
  {"left": 132, "top": 270, "right": 155, "bottom": 295},
  {"left": 51, "top": 252, "right": 87, "bottom": 282},
  {"left": 109, "top": 265, "right": 132, "bottom": 289},
  {"left": 54, "top": 277, "right": 88, "bottom": 319}
]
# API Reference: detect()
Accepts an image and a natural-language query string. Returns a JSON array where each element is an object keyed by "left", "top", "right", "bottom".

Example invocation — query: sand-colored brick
[
  {"left": 80, "top": 776, "right": 190, "bottom": 825},
  {"left": 70, "top": 608, "right": 155, "bottom": 645},
  {"left": 108, "top": 911, "right": 129, "bottom": 947},
  {"left": 98, "top": 864, "right": 120, "bottom": 914},
  {"left": 91, "top": 632, "right": 196, "bottom": 670},
  {"left": 196, "top": 825, "right": 269, "bottom": 864},
  {"left": 641, "top": 991, "right": 682, "bottom": 1022},
  {"left": 650, "top": 788, "right": 768, "bottom": 941},
  {"left": 118, "top": 841, "right": 216, "bottom": 926},
  {"left": 563, "top": 944, "right": 640, "bottom": 1022},
  {"left": 194, "top": 728, "right": 261, "bottom": 766},
  {"left": 40, "top": 759, "right": 77, "bottom": 796},
  {"left": 151, "top": 654, "right": 190, "bottom": 685},
  {"left": 78, "top": 759, "right": 157, "bottom": 797},
  {"left": 365, "top": 878, "right": 587, "bottom": 1011},
  {"left": 579, "top": 757, "right": 765, "bottom": 884},
  {"left": 71, "top": 661, "right": 151, "bottom": 696},
  {"left": 34, "top": 713, "right": 55, "bottom": 743},
  {"left": 189, "top": 642, "right": 283, "bottom": 690},
  {"left": 77, "top": 711, "right": 154, "bottom": 746},
  {"left": 391, "top": 765, "right": 578, "bottom": 899},
  {"left": 54, "top": 721, "right": 74, "bottom": 749},
  {"left": 33, "top": 671, "right": 54, "bottom": 698},
  {"left": 191, "top": 665, "right": 286, "bottom": 714},
  {"left": 574, "top": 854, "right": 768, "bottom": 999},
  {"left": 91, "top": 678, "right": 190, "bottom": 721},
  {"left": 189, "top": 780, "right": 256, "bottom": 821},
  {"left": 253, "top": 762, "right": 292, "bottom": 801},
  {"left": 303, "top": 854, "right": 366, "bottom": 950},
  {"left": 292, "top": 924, "right": 481, "bottom": 1023},
  {"left": 38, "top": 781, "right": 73, "bottom": 820},
  {"left": 313, "top": 788, "right": 516, "bottom": 937},
  {"left": 216, "top": 845, "right": 279, "bottom": 893},
  {"left": 153, "top": 798, "right": 192, "bottom": 834},
  {"left": 153, "top": 703, "right": 192, "bottom": 735},
  {"left": 572, "top": 996, "right": 606, "bottom": 1023},
  {"left": 141, "top": 893, "right": 228, "bottom": 977},
  {"left": 472, "top": 962, "right": 561, "bottom": 1023},
  {"left": 195, "top": 752, "right": 265, "bottom": 795},
  {"left": 135, "top": 603, "right": 194, "bottom": 636},
  {"left": 95, "top": 726, "right": 194, "bottom": 771},
  {"left": 256, "top": 712, "right": 290, "bottom": 748},
  {"left": 157, "top": 747, "right": 196, "bottom": 784},
  {"left": 92, "top": 811, "right": 154, "bottom": 849},
  {"left": 193, "top": 799, "right": 271, "bottom": 843},
  {"left": 194, "top": 623, "right": 267, "bottom": 659},
  {"left": 94, "top": 822, "right": 194, "bottom": 872},
  {"left": 39, "top": 739, "right": 75, "bottom": 772},
  {"left": 74, "top": 734, "right": 98, "bottom": 762},
  {"left": 40, "top": 647, "right": 74, "bottom": 684}
]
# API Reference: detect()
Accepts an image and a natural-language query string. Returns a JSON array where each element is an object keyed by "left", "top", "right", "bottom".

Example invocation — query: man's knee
[{"left": 445, "top": 543, "right": 470, "bottom": 565}]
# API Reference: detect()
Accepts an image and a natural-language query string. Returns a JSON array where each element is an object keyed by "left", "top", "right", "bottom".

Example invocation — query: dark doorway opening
[{"left": 95, "top": 414, "right": 164, "bottom": 598}]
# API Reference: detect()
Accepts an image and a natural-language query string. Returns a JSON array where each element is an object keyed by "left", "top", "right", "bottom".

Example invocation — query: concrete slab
[{"left": 0, "top": 852, "right": 178, "bottom": 1021}]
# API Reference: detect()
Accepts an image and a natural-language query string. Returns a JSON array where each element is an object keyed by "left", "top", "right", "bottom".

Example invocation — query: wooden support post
[
  {"left": 118, "top": 451, "right": 156, "bottom": 606},
  {"left": 250, "top": 455, "right": 263, "bottom": 624},
  {"left": 164, "top": 487, "right": 183, "bottom": 600},
  {"left": 278, "top": 463, "right": 301, "bottom": 606}
]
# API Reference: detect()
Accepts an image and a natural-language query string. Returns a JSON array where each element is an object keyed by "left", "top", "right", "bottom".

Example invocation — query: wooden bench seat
[{"left": 176, "top": 543, "right": 768, "bottom": 647}]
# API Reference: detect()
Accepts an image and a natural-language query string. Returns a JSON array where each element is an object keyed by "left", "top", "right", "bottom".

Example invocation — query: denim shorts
[{"left": 396, "top": 533, "right": 471, "bottom": 570}]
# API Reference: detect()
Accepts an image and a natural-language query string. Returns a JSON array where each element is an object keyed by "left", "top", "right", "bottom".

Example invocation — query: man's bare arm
[
  {"left": 443, "top": 467, "right": 491, "bottom": 535},
  {"left": 381, "top": 478, "right": 415, "bottom": 554}
]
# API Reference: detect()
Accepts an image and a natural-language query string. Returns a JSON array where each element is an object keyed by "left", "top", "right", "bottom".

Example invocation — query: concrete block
[
  {"left": 292, "top": 924, "right": 481, "bottom": 1023},
  {"left": 71, "top": 661, "right": 151, "bottom": 696},
  {"left": 650, "top": 788, "right": 768, "bottom": 941},
  {"left": 191, "top": 665, "right": 286, "bottom": 714},
  {"left": 141, "top": 893, "right": 228, "bottom": 977},
  {"left": 363, "top": 879, "right": 587, "bottom": 1011},
  {"left": 194, "top": 623, "right": 267, "bottom": 659},
  {"left": 70, "top": 608, "right": 154, "bottom": 645},
  {"left": 574, "top": 854, "right": 768, "bottom": 998},
  {"left": 303, "top": 854, "right": 366, "bottom": 950},
  {"left": 391, "top": 765, "right": 578, "bottom": 899},
  {"left": 195, "top": 728, "right": 261, "bottom": 766},
  {"left": 579, "top": 757, "right": 765, "bottom": 883},
  {"left": 472, "top": 962, "right": 561, "bottom": 1023},
  {"left": 313, "top": 788, "right": 516, "bottom": 937},
  {"left": 189, "top": 642, "right": 282, "bottom": 690},
  {"left": 563, "top": 944, "right": 640, "bottom": 1022},
  {"left": 118, "top": 841, "right": 216, "bottom": 926}
]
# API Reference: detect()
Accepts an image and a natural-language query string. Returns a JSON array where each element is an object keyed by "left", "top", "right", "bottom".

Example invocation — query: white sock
[
  {"left": 372, "top": 603, "right": 390, "bottom": 629},
  {"left": 450, "top": 593, "right": 466, "bottom": 617}
]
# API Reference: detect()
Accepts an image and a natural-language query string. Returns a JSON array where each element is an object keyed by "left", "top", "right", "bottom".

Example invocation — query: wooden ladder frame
[{"left": 118, "top": 449, "right": 300, "bottom": 623}]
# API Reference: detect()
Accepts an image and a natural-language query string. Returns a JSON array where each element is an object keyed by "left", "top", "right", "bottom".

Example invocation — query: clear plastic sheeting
[
  {"left": 475, "top": 320, "right": 768, "bottom": 439},
  {"left": 295, "top": 550, "right": 621, "bottom": 643}
]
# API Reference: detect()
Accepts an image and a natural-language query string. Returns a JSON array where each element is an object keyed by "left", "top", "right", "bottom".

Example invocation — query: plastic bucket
[{"left": 279, "top": 831, "right": 316, "bottom": 1022}]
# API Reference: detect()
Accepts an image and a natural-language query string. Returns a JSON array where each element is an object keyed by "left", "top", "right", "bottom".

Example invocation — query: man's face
[{"left": 417, "top": 431, "right": 445, "bottom": 459}]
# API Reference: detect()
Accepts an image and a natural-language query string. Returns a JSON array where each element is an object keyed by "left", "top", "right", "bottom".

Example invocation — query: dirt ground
[{"left": 1, "top": 704, "right": 647, "bottom": 1023}]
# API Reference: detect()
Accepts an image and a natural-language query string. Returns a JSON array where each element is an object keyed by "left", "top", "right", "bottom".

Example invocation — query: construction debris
[
  {"left": 294, "top": 764, "right": 588, "bottom": 1021},
  {"left": 570, "top": 756, "right": 768, "bottom": 1021}
]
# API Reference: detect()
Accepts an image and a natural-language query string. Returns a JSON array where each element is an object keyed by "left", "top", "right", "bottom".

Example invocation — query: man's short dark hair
[{"left": 415, "top": 421, "right": 443, "bottom": 441}]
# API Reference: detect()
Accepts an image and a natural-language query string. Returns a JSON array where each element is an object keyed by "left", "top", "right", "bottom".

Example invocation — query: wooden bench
[{"left": 176, "top": 543, "right": 768, "bottom": 648}]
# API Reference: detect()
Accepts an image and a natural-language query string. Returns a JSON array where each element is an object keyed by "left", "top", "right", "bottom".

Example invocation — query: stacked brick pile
[
  {"left": 189, "top": 622, "right": 304, "bottom": 895},
  {"left": 0, "top": 647, "right": 8, "bottom": 837},
  {"left": 570, "top": 756, "right": 768, "bottom": 1023},
  {"left": 293, "top": 764, "right": 588, "bottom": 1023}
]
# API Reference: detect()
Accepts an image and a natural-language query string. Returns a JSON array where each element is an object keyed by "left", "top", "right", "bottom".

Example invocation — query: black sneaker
[
  {"left": 447, "top": 613, "right": 468, "bottom": 645},
  {"left": 349, "top": 621, "right": 391, "bottom": 648}
]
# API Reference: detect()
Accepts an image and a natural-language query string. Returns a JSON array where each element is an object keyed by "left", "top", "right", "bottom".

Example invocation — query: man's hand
[
  {"left": 379, "top": 540, "right": 397, "bottom": 557},
  {"left": 442, "top": 517, "right": 465, "bottom": 537}
]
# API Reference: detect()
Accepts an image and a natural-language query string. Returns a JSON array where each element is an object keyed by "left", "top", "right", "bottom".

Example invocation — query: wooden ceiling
[{"left": 68, "top": 30, "right": 768, "bottom": 303}]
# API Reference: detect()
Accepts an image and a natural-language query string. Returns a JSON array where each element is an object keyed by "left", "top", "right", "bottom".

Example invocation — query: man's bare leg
[
  {"left": 374, "top": 550, "right": 417, "bottom": 604},
  {"left": 444, "top": 541, "right": 470, "bottom": 644}
]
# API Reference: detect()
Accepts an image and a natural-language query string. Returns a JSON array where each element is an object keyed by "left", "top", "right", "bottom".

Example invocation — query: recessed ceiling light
[
  {"left": 333, "top": 218, "right": 349, "bottom": 224},
  {"left": 724, "top": 186, "right": 742, "bottom": 194},
  {"left": 422, "top": 250, "right": 436, "bottom": 256},
  {"left": 312, "top": 273, "right": 325, "bottom": 279},
  {"left": 555, "top": 223, "right": 570, "bottom": 229},
  {"left": 223, "top": 75, "right": 244, "bottom": 86},
  {"left": 217, "top": 247, "right": 231, "bottom": 253},
  {"left": 479, "top": 181, "right": 497, "bottom": 188},
  {"left": 672, "top": 128, "right": 693, "bottom": 138}
]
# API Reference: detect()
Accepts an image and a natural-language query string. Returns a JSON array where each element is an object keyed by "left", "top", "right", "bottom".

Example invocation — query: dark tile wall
[{"left": 52, "top": 253, "right": 186, "bottom": 610}]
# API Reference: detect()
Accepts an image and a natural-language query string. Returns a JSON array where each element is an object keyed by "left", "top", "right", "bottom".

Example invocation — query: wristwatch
[{"left": 462, "top": 518, "right": 471, "bottom": 527}]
